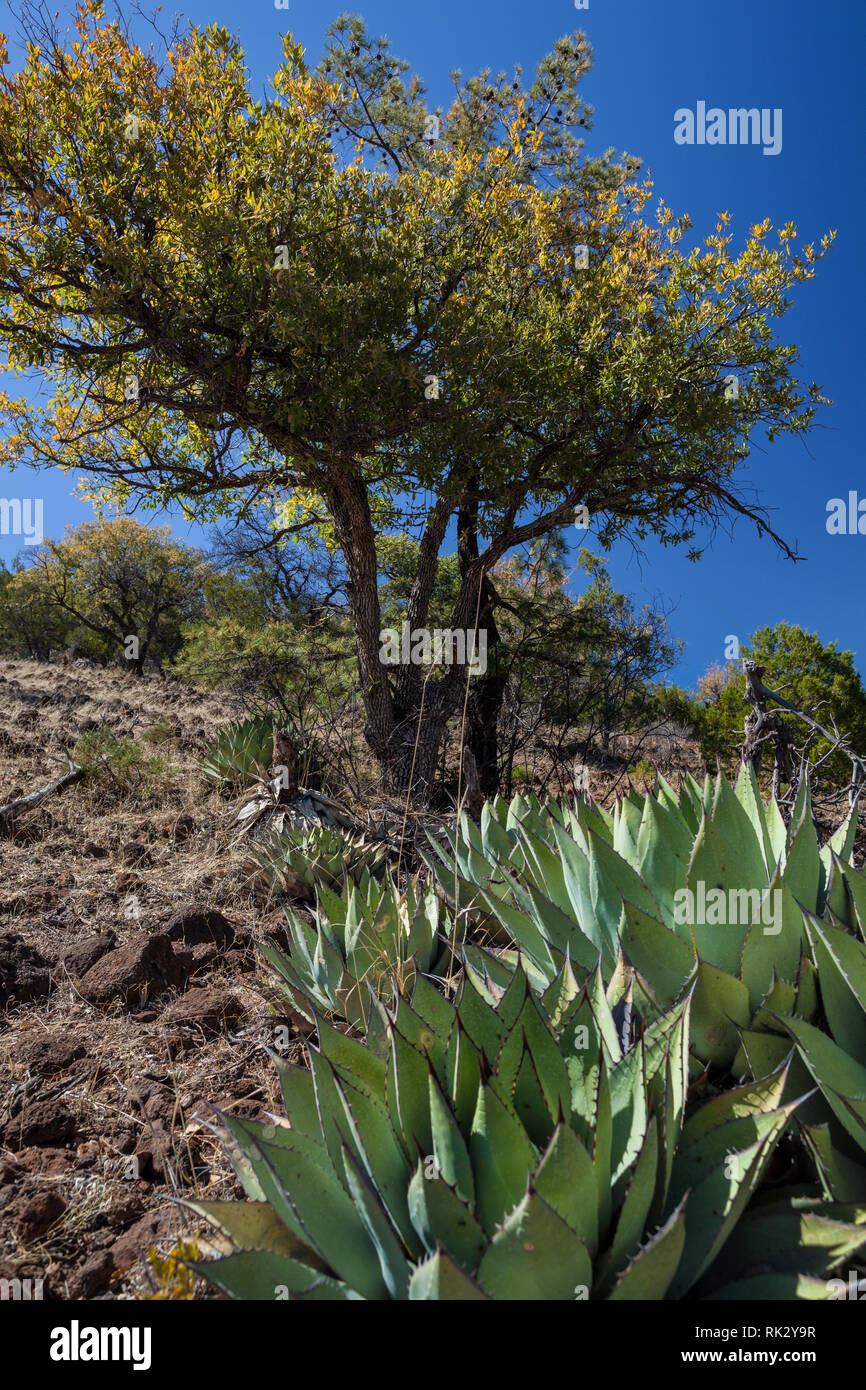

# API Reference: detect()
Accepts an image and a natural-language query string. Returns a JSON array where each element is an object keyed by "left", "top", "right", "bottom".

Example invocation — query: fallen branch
[{"left": 0, "top": 763, "right": 84, "bottom": 828}]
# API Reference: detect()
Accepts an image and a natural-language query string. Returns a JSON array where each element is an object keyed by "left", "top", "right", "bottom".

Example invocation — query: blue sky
[{"left": 0, "top": 0, "right": 862, "bottom": 688}]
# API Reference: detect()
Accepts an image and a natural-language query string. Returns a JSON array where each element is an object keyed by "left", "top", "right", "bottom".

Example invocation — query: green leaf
[
  {"left": 804, "top": 912, "right": 866, "bottom": 1057},
  {"left": 428, "top": 1071, "right": 475, "bottom": 1204},
  {"left": 409, "top": 1251, "right": 491, "bottom": 1300},
  {"left": 340, "top": 1145, "right": 411, "bottom": 1299},
  {"left": 776, "top": 1015, "right": 866, "bottom": 1153},
  {"left": 596, "top": 1120, "right": 659, "bottom": 1295},
  {"left": 475, "top": 1192, "right": 593, "bottom": 1301},
  {"left": 691, "top": 960, "right": 751, "bottom": 1066},
  {"left": 184, "top": 1199, "right": 325, "bottom": 1264},
  {"left": 469, "top": 1084, "right": 534, "bottom": 1236},
  {"left": 407, "top": 1163, "right": 487, "bottom": 1268},
  {"left": 619, "top": 899, "right": 693, "bottom": 1009},
  {"left": 667, "top": 1102, "right": 800, "bottom": 1296},
  {"left": 532, "top": 1123, "right": 598, "bottom": 1256},
  {"left": 606, "top": 1197, "right": 687, "bottom": 1301},
  {"left": 187, "top": 1251, "right": 358, "bottom": 1300}
]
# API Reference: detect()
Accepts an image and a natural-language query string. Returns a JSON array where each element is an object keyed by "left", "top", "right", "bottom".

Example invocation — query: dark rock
[
  {"left": 81, "top": 840, "right": 109, "bottom": 858},
  {"left": 77, "top": 933, "right": 188, "bottom": 1009},
  {"left": 164, "top": 904, "right": 235, "bottom": 949},
  {"left": 163, "top": 987, "right": 243, "bottom": 1036},
  {"left": 66, "top": 1250, "right": 115, "bottom": 1299},
  {"left": 134, "top": 1122, "right": 174, "bottom": 1180},
  {"left": 57, "top": 932, "right": 116, "bottom": 979},
  {"left": 9, "top": 1032, "right": 86, "bottom": 1075},
  {"left": 8, "top": 1147, "right": 78, "bottom": 1177},
  {"left": 89, "top": 1184, "right": 151, "bottom": 1232},
  {"left": 2, "top": 1100, "right": 77, "bottom": 1150},
  {"left": 0, "top": 933, "right": 52, "bottom": 1008},
  {"left": 110, "top": 1208, "right": 177, "bottom": 1272},
  {"left": 15, "top": 1190, "right": 66, "bottom": 1240},
  {"left": 120, "top": 840, "right": 152, "bottom": 867}
]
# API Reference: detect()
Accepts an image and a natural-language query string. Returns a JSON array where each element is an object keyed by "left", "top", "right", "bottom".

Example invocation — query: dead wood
[{"left": 0, "top": 763, "right": 84, "bottom": 828}]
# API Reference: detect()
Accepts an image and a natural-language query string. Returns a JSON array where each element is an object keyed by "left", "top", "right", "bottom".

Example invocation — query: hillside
[{"left": 0, "top": 660, "right": 311, "bottom": 1300}]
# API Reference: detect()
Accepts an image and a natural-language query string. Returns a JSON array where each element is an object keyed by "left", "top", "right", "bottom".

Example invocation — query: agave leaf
[
  {"left": 667, "top": 1100, "right": 801, "bottom": 1297},
  {"left": 739, "top": 878, "right": 804, "bottom": 1013},
  {"left": 469, "top": 1084, "right": 534, "bottom": 1236},
  {"left": 216, "top": 1113, "right": 388, "bottom": 1299},
  {"left": 444, "top": 1020, "right": 483, "bottom": 1132},
  {"left": 186, "top": 1250, "right": 356, "bottom": 1300},
  {"left": 330, "top": 1072, "right": 417, "bottom": 1252},
  {"left": 804, "top": 911, "right": 866, "bottom": 1058},
  {"left": 475, "top": 884, "right": 560, "bottom": 979},
  {"left": 428, "top": 1071, "right": 475, "bottom": 1204},
  {"left": 316, "top": 1021, "right": 388, "bottom": 1105},
  {"left": 513, "top": 823, "right": 574, "bottom": 916},
  {"left": 475, "top": 1191, "right": 593, "bottom": 1300},
  {"left": 595, "top": 1119, "right": 659, "bottom": 1296},
  {"left": 606, "top": 1196, "right": 687, "bottom": 1301},
  {"left": 654, "top": 772, "right": 682, "bottom": 819},
  {"left": 634, "top": 792, "right": 693, "bottom": 930},
  {"left": 613, "top": 796, "right": 643, "bottom": 871},
  {"left": 693, "top": 1200, "right": 866, "bottom": 1297},
  {"left": 686, "top": 816, "right": 747, "bottom": 976},
  {"left": 406, "top": 1163, "right": 487, "bottom": 1266},
  {"left": 408, "top": 1251, "right": 491, "bottom": 1300},
  {"left": 734, "top": 761, "right": 776, "bottom": 875},
  {"left": 457, "top": 967, "right": 509, "bottom": 1060},
  {"left": 799, "top": 1124, "right": 866, "bottom": 1202},
  {"left": 619, "top": 899, "right": 693, "bottom": 1009},
  {"left": 387, "top": 1023, "right": 433, "bottom": 1156},
  {"left": 532, "top": 1122, "right": 599, "bottom": 1256},
  {"left": 551, "top": 821, "right": 606, "bottom": 957},
  {"left": 838, "top": 860, "right": 866, "bottom": 941},
  {"left": 731, "top": 1028, "right": 794, "bottom": 1083},
  {"left": 774, "top": 1015, "right": 866, "bottom": 1154},
  {"left": 183, "top": 1199, "right": 325, "bottom": 1264},
  {"left": 340, "top": 1144, "right": 412, "bottom": 1299},
  {"left": 588, "top": 828, "right": 660, "bottom": 957},
  {"left": 691, "top": 960, "right": 751, "bottom": 1066},
  {"left": 679, "top": 1063, "right": 792, "bottom": 1155},
  {"left": 712, "top": 771, "right": 767, "bottom": 888},
  {"left": 784, "top": 810, "right": 822, "bottom": 913},
  {"left": 273, "top": 1057, "right": 321, "bottom": 1137}
]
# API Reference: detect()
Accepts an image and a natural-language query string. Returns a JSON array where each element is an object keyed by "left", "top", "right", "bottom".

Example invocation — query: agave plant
[
  {"left": 425, "top": 769, "right": 865, "bottom": 1071},
  {"left": 202, "top": 714, "right": 320, "bottom": 791},
  {"left": 201, "top": 715, "right": 276, "bottom": 790},
  {"left": 260, "top": 872, "right": 454, "bottom": 1028},
  {"left": 247, "top": 824, "right": 389, "bottom": 900},
  {"left": 184, "top": 961, "right": 864, "bottom": 1300}
]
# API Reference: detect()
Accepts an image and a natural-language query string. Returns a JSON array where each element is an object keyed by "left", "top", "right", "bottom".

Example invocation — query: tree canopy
[{"left": 0, "top": 4, "right": 833, "bottom": 790}]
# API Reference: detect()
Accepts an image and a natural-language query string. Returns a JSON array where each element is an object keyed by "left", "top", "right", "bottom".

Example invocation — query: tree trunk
[{"left": 457, "top": 485, "right": 506, "bottom": 795}]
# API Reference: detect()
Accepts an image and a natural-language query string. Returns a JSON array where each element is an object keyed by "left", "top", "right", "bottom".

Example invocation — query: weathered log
[
  {"left": 271, "top": 723, "right": 298, "bottom": 803},
  {"left": 461, "top": 745, "right": 484, "bottom": 820},
  {"left": 0, "top": 764, "right": 84, "bottom": 828}
]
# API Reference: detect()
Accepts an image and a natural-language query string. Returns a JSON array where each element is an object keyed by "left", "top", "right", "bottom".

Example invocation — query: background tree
[
  {"left": 0, "top": 556, "right": 72, "bottom": 657},
  {"left": 0, "top": 7, "right": 831, "bottom": 795},
  {"left": 20, "top": 516, "right": 209, "bottom": 675},
  {"left": 691, "top": 624, "right": 866, "bottom": 792}
]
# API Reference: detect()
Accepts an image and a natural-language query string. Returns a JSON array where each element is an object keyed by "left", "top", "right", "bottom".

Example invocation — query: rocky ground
[
  {"left": 3, "top": 657, "right": 857, "bottom": 1302},
  {"left": 0, "top": 659, "right": 313, "bottom": 1301}
]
